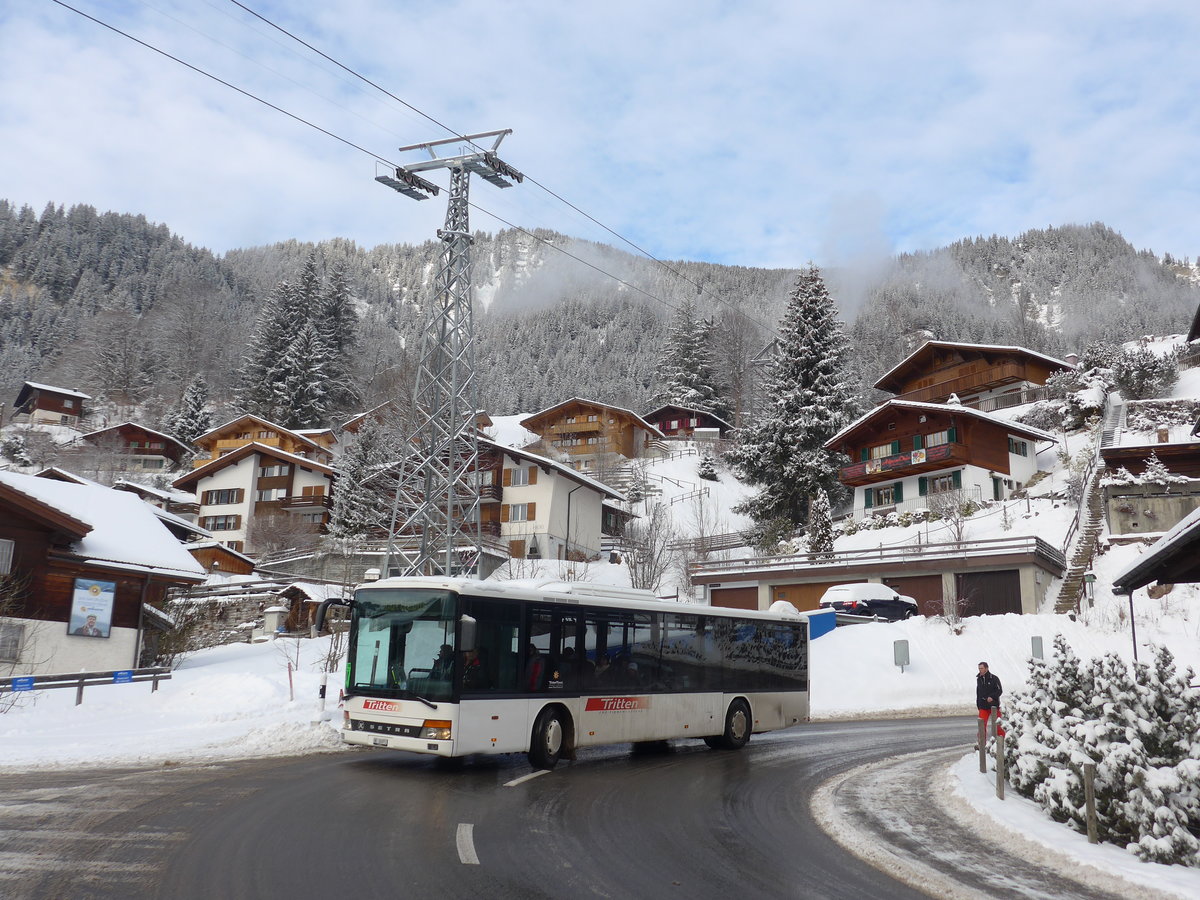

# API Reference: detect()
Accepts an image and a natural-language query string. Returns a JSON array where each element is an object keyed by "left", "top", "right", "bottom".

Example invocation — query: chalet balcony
[
  {"left": 893, "top": 362, "right": 1028, "bottom": 403},
  {"left": 479, "top": 484, "right": 503, "bottom": 502},
  {"left": 839, "top": 442, "right": 970, "bottom": 487},
  {"left": 545, "top": 420, "right": 602, "bottom": 435},
  {"left": 277, "top": 495, "right": 333, "bottom": 510}
]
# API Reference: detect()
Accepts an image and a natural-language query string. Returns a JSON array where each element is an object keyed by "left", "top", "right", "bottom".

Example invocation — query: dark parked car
[{"left": 818, "top": 583, "right": 919, "bottom": 621}]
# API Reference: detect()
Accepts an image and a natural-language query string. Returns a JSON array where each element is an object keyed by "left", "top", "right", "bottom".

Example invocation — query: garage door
[
  {"left": 770, "top": 582, "right": 844, "bottom": 612},
  {"left": 710, "top": 587, "right": 758, "bottom": 610},
  {"left": 883, "top": 574, "right": 945, "bottom": 617},
  {"left": 955, "top": 570, "right": 1022, "bottom": 616}
]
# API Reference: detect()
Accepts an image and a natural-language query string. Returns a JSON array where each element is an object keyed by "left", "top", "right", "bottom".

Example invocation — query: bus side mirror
[
  {"left": 460, "top": 615, "right": 477, "bottom": 653},
  {"left": 313, "top": 597, "right": 352, "bottom": 636}
]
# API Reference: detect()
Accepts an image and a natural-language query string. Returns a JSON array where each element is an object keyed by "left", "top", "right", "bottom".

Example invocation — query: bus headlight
[{"left": 420, "top": 719, "right": 452, "bottom": 741}]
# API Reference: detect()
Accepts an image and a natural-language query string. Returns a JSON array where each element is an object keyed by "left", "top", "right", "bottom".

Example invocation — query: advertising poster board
[{"left": 68, "top": 578, "right": 115, "bottom": 638}]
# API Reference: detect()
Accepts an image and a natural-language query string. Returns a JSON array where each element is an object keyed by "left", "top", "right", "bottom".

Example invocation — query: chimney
[{"left": 1064, "top": 352, "right": 1079, "bottom": 367}]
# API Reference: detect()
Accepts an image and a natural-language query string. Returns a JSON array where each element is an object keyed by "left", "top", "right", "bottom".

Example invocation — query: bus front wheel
[
  {"left": 528, "top": 707, "right": 566, "bottom": 770},
  {"left": 708, "top": 699, "right": 751, "bottom": 751}
]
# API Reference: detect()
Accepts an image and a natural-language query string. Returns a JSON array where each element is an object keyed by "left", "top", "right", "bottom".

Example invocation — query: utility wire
[
  {"left": 50, "top": 0, "right": 702, "bottom": 323},
  {"left": 225, "top": 0, "right": 782, "bottom": 337},
  {"left": 49, "top": 0, "right": 393, "bottom": 166}
]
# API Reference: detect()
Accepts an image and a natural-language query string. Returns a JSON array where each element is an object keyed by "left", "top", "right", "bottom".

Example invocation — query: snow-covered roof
[
  {"left": 35, "top": 467, "right": 103, "bottom": 486},
  {"left": 282, "top": 581, "right": 346, "bottom": 603},
  {"left": 1112, "top": 505, "right": 1200, "bottom": 592},
  {"left": 483, "top": 414, "right": 542, "bottom": 449},
  {"left": 520, "top": 397, "right": 666, "bottom": 438},
  {"left": 480, "top": 437, "right": 626, "bottom": 501},
  {"left": 18, "top": 382, "right": 92, "bottom": 400},
  {"left": 0, "top": 471, "right": 205, "bottom": 580},
  {"left": 824, "top": 398, "right": 1059, "bottom": 448},
  {"left": 874, "top": 341, "right": 1075, "bottom": 391},
  {"left": 174, "top": 441, "right": 335, "bottom": 490},
  {"left": 80, "top": 422, "right": 191, "bottom": 456},
  {"left": 183, "top": 540, "right": 258, "bottom": 566},
  {"left": 113, "top": 479, "right": 197, "bottom": 504},
  {"left": 192, "top": 413, "right": 328, "bottom": 455},
  {"left": 642, "top": 404, "right": 734, "bottom": 430}
]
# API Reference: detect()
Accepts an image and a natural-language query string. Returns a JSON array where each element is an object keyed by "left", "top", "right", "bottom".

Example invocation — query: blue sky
[{"left": 2, "top": 1, "right": 1199, "bottom": 269}]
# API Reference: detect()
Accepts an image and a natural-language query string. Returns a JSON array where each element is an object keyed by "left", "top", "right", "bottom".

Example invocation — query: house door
[{"left": 955, "top": 570, "right": 1021, "bottom": 616}]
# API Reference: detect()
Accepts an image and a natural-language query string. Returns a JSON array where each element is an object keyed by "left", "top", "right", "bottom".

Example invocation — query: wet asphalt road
[{"left": 0, "top": 717, "right": 1047, "bottom": 900}]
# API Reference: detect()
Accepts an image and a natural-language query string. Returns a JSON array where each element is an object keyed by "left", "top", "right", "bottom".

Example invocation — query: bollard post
[
  {"left": 287, "top": 661, "right": 295, "bottom": 703},
  {"left": 995, "top": 732, "right": 1005, "bottom": 799},
  {"left": 312, "top": 672, "right": 329, "bottom": 724},
  {"left": 152, "top": 672, "right": 161, "bottom": 692},
  {"left": 1084, "top": 762, "right": 1098, "bottom": 844},
  {"left": 978, "top": 717, "right": 987, "bottom": 773},
  {"left": 75, "top": 677, "right": 86, "bottom": 706}
]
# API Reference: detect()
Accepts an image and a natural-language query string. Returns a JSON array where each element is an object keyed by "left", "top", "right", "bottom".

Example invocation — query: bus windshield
[{"left": 349, "top": 588, "right": 458, "bottom": 701}]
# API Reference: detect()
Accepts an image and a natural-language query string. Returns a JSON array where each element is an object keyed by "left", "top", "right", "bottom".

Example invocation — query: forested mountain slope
[{"left": 1, "top": 200, "right": 1196, "bottom": 428}]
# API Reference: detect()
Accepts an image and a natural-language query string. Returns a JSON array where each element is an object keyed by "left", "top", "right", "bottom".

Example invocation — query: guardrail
[
  {"left": 1, "top": 667, "right": 172, "bottom": 705},
  {"left": 691, "top": 534, "right": 1066, "bottom": 577}
]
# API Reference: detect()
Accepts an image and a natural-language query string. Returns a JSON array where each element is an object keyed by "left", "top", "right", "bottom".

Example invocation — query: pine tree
[
  {"left": 653, "top": 299, "right": 729, "bottom": 419},
  {"left": 163, "top": 374, "right": 213, "bottom": 447},
  {"left": 274, "top": 323, "right": 330, "bottom": 428},
  {"left": 805, "top": 488, "right": 834, "bottom": 560},
  {"left": 314, "top": 263, "right": 360, "bottom": 413},
  {"left": 697, "top": 451, "right": 718, "bottom": 482},
  {"left": 238, "top": 279, "right": 297, "bottom": 419},
  {"left": 726, "top": 265, "right": 859, "bottom": 530},
  {"left": 327, "top": 419, "right": 390, "bottom": 542}
]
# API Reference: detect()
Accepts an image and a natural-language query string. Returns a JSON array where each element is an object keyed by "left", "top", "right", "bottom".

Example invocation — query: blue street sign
[
  {"left": 112, "top": 670, "right": 133, "bottom": 684},
  {"left": 12, "top": 676, "right": 35, "bottom": 691}
]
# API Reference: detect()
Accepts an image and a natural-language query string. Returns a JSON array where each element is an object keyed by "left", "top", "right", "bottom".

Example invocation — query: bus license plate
[{"left": 373, "top": 737, "right": 388, "bottom": 747}]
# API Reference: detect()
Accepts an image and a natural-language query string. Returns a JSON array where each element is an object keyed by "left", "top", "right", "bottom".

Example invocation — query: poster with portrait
[{"left": 68, "top": 578, "right": 115, "bottom": 638}]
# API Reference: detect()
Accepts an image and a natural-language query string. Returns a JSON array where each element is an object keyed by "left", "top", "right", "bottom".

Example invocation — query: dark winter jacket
[{"left": 976, "top": 671, "right": 1003, "bottom": 710}]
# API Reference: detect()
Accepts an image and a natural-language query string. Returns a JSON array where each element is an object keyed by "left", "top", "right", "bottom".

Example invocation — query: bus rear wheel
[
  {"left": 708, "top": 699, "right": 751, "bottom": 751},
  {"left": 528, "top": 707, "right": 566, "bottom": 770}
]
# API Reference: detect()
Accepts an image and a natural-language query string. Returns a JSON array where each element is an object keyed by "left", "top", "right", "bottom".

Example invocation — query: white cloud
[{"left": 2, "top": 1, "right": 1198, "bottom": 266}]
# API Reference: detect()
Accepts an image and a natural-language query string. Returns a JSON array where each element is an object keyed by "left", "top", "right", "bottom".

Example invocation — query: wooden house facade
[
  {"left": 875, "top": 342, "right": 1074, "bottom": 410},
  {"left": 190, "top": 414, "right": 334, "bottom": 468},
  {"left": 826, "top": 400, "right": 1054, "bottom": 516},
  {"left": 0, "top": 471, "right": 205, "bottom": 675},
  {"left": 80, "top": 422, "right": 192, "bottom": 472},
  {"left": 642, "top": 404, "right": 733, "bottom": 440},
  {"left": 10, "top": 382, "right": 91, "bottom": 428},
  {"left": 520, "top": 398, "right": 664, "bottom": 473}
]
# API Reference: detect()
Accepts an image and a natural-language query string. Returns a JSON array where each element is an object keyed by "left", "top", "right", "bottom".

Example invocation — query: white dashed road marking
[
  {"left": 456, "top": 823, "right": 480, "bottom": 865},
  {"left": 503, "top": 770, "right": 549, "bottom": 788}
]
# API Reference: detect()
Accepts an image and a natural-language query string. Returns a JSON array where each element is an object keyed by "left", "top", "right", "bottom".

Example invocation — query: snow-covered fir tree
[
  {"left": 274, "top": 322, "right": 330, "bottom": 429},
  {"left": 697, "top": 451, "right": 718, "bottom": 482},
  {"left": 653, "top": 298, "right": 729, "bottom": 419},
  {"left": 327, "top": 419, "right": 391, "bottom": 542},
  {"left": 726, "top": 264, "right": 859, "bottom": 532},
  {"left": 162, "top": 374, "right": 213, "bottom": 447},
  {"left": 805, "top": 488, "right": 834, "bottom": 559},
  {"left": 238, "top": 278, "right": 296, "bottom": 420}
]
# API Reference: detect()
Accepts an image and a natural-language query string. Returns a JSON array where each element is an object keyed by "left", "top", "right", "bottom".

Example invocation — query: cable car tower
[{"left": 375, "top": 129, "right": 522, "bottom": 577}]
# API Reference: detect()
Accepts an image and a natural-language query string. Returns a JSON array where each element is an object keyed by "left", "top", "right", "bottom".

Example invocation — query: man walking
[{"left": 976, "top": 661, "right": 1005, "bottom": 737}]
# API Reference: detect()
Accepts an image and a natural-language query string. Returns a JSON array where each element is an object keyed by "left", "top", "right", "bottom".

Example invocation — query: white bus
[{"left": 324, "top": 577, "right": 810, "bottom": 769}]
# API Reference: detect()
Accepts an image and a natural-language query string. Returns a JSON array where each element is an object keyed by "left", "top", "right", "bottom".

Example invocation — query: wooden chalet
[
  {"left": 520, "top": 398, "right": 665, "bottom": 472},
  {"left": 0, "top": 471, "right": 205, "bottom": 675},
  {"left": 80, "top": 422, "right": 192, "bottom": 471},
  {"left": 642, "top": 404, "right": 733, "bottom": 440},
  {"left": 112, "top": 479, "right": 200, "bottom": 519},
  {"left": 875, "top": 342, "right": 1074, "bottom": 411},
  {"left": 826, "top": 399, "right": 1055, "bottom": 515},
  {"left": 10, "top": 382, "right": 90, "bottom": 428},
  {"left": 190, "top": 414, "right": 334, "bottom": 468},
  {"left": 185, "top": 540, "right": 257, "bottom": 576}
]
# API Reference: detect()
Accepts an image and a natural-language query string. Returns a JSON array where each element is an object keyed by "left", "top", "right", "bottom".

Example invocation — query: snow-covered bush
[
  {"left": 1125, "top": 399, "right": 1200, "bottom": 433},
  {"left": 1005, "top": 636, "right": 1200, "bottom": 865},
  {"left": 697, "top": 452, "right": 719, "bottom": 482},
  {"left": 1112, "top": 345, "right": 1180, "bottom": 400},
  {"left": 0, "top": 432, "right": 33, "bottom": 466},
  {"left": 1101, "top": 452, "right": 1191, "bottom": 491}
]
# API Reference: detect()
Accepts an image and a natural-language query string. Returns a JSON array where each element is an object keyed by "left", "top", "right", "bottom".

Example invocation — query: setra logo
[
  {"left": 362, "top": 699, "right": 400, "bottom": 712},
  {"left": 585, "top": 696, "right": 649, "bottom": 712}
]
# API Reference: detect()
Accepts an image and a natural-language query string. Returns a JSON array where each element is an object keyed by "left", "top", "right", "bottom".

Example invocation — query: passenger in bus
[
  {"left": 462, "top": 647, "right": 491, "bottom": 690},
  {"left": 525, "top": 643, "right": 545, "bottom": 691},
  {"left": 592, "top": 652, "right": 611, "bottom": 685}
]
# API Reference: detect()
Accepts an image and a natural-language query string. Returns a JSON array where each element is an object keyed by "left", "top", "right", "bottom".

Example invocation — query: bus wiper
[{"left": 410, "top": 693, "right": 438, "bottom": 710}]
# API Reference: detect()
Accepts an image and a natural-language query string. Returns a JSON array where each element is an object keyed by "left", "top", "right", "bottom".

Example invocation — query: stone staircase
[{"left": 1054, "top": 463, "right": 1106, "bottom": 613}]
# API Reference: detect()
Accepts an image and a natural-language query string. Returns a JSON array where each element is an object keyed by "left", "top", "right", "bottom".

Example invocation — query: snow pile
[{"left": 1004, "top": 635, "right": 1200, "bottom": 865}]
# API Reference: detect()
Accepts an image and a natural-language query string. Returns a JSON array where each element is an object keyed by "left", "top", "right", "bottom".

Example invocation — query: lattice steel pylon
[{"left": 375, "top": 130, "right": 522, "bottom": 577}]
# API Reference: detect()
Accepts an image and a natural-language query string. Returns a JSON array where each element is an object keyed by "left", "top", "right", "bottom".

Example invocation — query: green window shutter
[
  {"left": 952, "top": 470, "right": 962, "bottom": 489},
  {"left": 948, "top": 426, "right": 958, "bottom": 443},
  {"left": 1007, "top": 437, "right": 1015, "bottom": 453},
  {"left": 891, "top": 440, "right": 900, "bottom": 454},
  {"left": 913, "top": 434, "right": 923, "bottom": 450},
  {"left": 860, "top": 448, "right": 869, "bottom": 462},
  {"left": 894, "top": 481, "right": 904, "bottom": 503},
  {"left": 864, "top": 490, "right": 874, "bottom": 509},
  {"left": 918, "top": 476, "right": 928, "bottom": 496}
]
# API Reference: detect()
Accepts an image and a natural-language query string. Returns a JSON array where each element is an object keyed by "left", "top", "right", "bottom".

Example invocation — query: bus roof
[{"left": 357, "top": 576, "right": 810, "bottom": 624}]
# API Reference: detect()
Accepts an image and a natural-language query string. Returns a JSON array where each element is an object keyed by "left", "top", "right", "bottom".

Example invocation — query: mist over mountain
[{"left": 1, "top": 200, "right": 1195, "bottom": 428}]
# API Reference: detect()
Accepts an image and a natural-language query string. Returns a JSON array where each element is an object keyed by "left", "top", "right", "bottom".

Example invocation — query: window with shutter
[
  {"left": 952, "top": 470, "right": 962, "bottom": 489},
  {"left": 894, "top": 482, "right": 904, "bottom": 502},
  {"left": 864, "top": 490, "right": 873, "bottom": 509},
  {"left": 948, "top": 426, "right": 957, "bottom": 443},
  {"left": 527, "top": 502, "right": 536, "bottom": 520},
  {"left": 913, "top": 434, "right": 923, "bottom": 450},
  {"left": 528, "top": 467, "right": 538, "bottom": 485},
  {"left": 891, "top": 440, "right": 900, "bottom": 454},
  {"left": 500, "top": 504, "right": 510, "bottom": 523},
  {"left": 918, "top": 477, "right": 928, "bottom": 496}
]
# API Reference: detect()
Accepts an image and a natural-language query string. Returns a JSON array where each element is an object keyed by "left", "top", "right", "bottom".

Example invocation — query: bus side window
[{"left": 463, "top": 597, "right": 521, "bottom": 693}]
